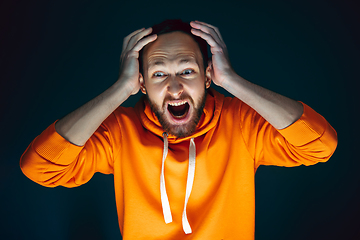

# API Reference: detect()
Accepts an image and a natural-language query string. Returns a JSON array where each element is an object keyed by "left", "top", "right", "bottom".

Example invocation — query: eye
[
  {"left": 181, "top": 69, "right": 194, "bottom": 75},
  {"left": 153, "top": 72, "right": 166, "bottom": 78}
]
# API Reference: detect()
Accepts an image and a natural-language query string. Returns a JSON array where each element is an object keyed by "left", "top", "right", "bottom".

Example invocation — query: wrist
[
  {"left": 113, "top": 77, "right": 137, "bottom": 97},
  {"left": 221, "top": 71, "right": 242, "bottom": 92}
]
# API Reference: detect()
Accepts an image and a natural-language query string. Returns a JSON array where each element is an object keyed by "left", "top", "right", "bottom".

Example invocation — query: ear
[
  {"left": 139, "top": 73, "right": 147, "bottom": 94},
  {"left": 205, "top": 60, "right": 212, "bottom": 89}
]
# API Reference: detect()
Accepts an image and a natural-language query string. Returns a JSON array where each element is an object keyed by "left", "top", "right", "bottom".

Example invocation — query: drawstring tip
[
  {"left": 183, "top": 222, "right": 192, "bottom": 234},
  {"left": 184, "top": 228, "right": 192, "bottom": 234},
  {"left": 164, "top": 215, "right": 172, "bottom": 224}
]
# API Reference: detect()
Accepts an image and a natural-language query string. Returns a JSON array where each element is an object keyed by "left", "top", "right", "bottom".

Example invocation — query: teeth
[{"left": 168, "top": 101, "right": 186, "bottom": 106}]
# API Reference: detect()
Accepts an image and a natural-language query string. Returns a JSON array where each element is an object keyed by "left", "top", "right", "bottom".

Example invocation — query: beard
[{"left": 146, "top": 91, "right": 207, "bottom": 138}]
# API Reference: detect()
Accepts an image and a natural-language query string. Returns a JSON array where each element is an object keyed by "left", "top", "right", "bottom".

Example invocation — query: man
[{"left": 20, "top": 19, "right": 338, "bottom": 239}]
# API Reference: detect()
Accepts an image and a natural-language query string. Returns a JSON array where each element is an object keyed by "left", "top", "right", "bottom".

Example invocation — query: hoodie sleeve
[
  {"left": 20, "top": 112, "right": 120, "bottom": 188},
  {"left": 237, "top": 101, "right": 338, "bottom": 169}
]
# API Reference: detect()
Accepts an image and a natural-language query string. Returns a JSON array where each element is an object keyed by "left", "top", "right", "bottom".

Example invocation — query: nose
[{"left": 167, "top": 76, "right": 183, "bottom": 98}]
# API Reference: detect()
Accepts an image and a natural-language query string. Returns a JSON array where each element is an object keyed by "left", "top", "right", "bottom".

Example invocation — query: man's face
[{"left": 140, "top": 31, "right": 211, "bottom": 138}]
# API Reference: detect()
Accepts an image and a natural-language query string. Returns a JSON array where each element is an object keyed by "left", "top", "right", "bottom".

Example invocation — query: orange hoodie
[{"left": 20, "top": 88, "right": 337, "bottom": 239}]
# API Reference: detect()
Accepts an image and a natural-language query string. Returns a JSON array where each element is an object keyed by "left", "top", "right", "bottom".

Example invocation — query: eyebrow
[{"left": 148, "top": 58, "right": 197, "bottom": 70}]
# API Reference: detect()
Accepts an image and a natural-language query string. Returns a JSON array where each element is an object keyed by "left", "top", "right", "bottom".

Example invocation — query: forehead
[{"left": 143, "top": 31, "right": 203, "bottom": 68}]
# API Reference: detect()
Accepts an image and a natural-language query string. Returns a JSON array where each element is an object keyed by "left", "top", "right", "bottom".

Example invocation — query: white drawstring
[
  {"left": 182, "top": 138, "right": 196, "bottom": 234},
  {"left": 160, "top": 133, "right": 196, "bottom": 234},
  {"left": 160, "top": 133, "right": 172, "bottom": 223}
]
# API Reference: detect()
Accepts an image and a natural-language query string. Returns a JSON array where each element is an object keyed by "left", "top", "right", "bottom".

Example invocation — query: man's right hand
[
  {"left": 118, "top": 27, "right": 157, "bottom": 95},
  {"left": 54, "top": 28, "right": 157, "bottom": 146}
]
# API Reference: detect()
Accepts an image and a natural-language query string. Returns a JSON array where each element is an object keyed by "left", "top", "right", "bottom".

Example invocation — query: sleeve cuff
[
  {"left": 277, "top": 102, "right": 328, "bottom": 146},
  {"left": 33, "top": 121, "right": 84, "bottom": 164}
]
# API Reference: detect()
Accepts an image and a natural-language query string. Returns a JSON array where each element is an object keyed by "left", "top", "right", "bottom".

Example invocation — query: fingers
[
  {"left": 191, "top": 28, "right": 220, "bottom": 51},
  {"left": 190, "top": 20, "right": 227, "bottom": 55},
  {"left": 190, "top": 21, "right": 224, "bottom": 44},
  {"left": 131, "top": 34, "right": 157, "bottom": 53},
  {"left": 122, "top": 28, "right": 156, "bottom": 54},
  {"left": 195, "top": 20, "right": 224, "bottom": 42},
  {"left": 122, "top": 28, "right": 145, "bottom": 52}
]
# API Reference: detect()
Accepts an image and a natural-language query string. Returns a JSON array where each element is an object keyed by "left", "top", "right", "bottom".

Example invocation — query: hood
[{"left": 134, "top": 87, "right": 225, "bottom": 143}]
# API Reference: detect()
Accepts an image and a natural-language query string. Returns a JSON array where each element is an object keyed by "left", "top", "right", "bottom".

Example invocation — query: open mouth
[{"left": 167, "top": 101, "right": 190, "bottom": 119}]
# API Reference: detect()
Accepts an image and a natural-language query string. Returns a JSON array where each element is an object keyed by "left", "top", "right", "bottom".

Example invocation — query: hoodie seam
[
  {"left": 113, "top": 111, "right": 123, "bottom": 163},
  {"left": 237, "top": 101, "right": 257, "bottom": 169}
]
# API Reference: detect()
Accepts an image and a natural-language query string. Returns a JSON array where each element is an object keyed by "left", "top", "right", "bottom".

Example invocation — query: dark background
[{"left": 1, "top": 0, "right": 359, "bottom": 239}]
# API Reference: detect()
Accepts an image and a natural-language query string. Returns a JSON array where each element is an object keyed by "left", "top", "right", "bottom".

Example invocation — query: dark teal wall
[{"left": 1, "top": 0, "right": 358, "bottom": 239}]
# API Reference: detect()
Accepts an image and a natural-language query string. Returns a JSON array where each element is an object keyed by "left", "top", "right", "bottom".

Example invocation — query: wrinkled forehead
[{"left": 143, "top": 31, "right": 203, "bottom": 69}]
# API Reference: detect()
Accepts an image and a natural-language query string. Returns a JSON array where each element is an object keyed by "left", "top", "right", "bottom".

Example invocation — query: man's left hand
[{"left": 190, "top": 20, "right": 236, "bottom": 88}]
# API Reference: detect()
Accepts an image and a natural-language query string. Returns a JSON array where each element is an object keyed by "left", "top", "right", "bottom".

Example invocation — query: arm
[
  {"left": 20, "top": 27, "right": 157, "bottom": 187},
  {"left": 190, "top": 21, "right": 302, "bottom": 129},
  {"left": 219, "top": 74, "right": 303, "bottom": 129},
  {"left": 190, "top": 20, "right": 337, "bottom": 166},
  {"left": 56, "top": 28, "right": 157, "bottom": 146},
  {"left": 234, "top": 99, "right": 337, "bottom": 168}
]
